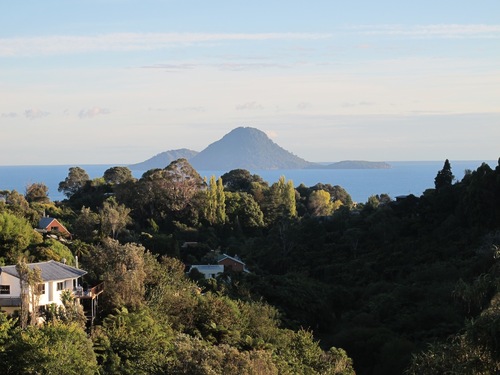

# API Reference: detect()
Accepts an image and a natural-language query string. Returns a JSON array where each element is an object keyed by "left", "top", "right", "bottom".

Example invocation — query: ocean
[{"left": 0, "top": 160, "right": 496, "bottom": 204}]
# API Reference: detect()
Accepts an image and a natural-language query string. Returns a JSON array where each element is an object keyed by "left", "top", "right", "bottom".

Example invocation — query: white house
[{"left": 0, "top": 260, "right": 87, "bottom": 315}]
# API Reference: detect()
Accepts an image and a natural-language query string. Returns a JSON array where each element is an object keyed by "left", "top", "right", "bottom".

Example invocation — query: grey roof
[
  {"left": 0, "top": 260, "right": 86, "bottom": 281},
  {"left": 39, "top": 217, "right": 56, "bottom": 229},
  {"left": 189, "top": 265, "right": 224, "bottom": 273}
]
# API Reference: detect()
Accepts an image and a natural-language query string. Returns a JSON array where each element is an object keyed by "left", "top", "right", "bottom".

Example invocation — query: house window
[
  {"left": 57, "top": 282, "right": 64, "bottom": 291},
  {"left": 37, "top": 284, "right": 46, "bottom": 295},
  {"left": 51, "top": 226, "right": 59, "bottom": 232},
  {"left": 0, "top": 285, "right": 10, "bottom": 294}
]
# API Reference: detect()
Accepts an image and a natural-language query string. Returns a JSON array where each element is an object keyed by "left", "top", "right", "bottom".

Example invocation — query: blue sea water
[{"left": 0, "top": 160, "right": 496, "bottom": 204}]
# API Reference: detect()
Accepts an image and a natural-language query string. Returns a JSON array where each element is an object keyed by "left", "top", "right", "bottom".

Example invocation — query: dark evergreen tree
[{"left": 434, "top": 159, "right": 455, "bottom": 190}]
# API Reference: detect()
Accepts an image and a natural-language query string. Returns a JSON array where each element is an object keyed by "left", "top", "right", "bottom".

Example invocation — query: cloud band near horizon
[{"left": 1, "top": 24, "right": 499, "bottom": 57}]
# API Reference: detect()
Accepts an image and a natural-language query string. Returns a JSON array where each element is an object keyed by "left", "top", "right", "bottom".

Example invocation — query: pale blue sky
[{"left": 1, "top": 1, "right": 499, "bottom": 165}]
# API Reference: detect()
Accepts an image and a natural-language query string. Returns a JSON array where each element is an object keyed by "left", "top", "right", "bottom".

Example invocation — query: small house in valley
[
  {"left": 217, "top": 254, "right": 249, "bottom": 273},
  {"left": 38, "top": 217, "right": 71, "bottom": 238}
]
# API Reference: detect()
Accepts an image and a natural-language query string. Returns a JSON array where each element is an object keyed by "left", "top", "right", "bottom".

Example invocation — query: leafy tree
[
  {"left": 203, "top": 176, "right": 226, "bottom": 225},
  {"left": 35, "top": 238, "right": 75, "bottom": 265},
  {"left": 435, "top": 159, "right": 455, "bottom": 190},
  {"left": 0, "top": 312, "right": 16, "bottom": 351},
  {"left": 103, "top": 166, "right": 135, "bottom": 185},
  {"left": 220, "top": 169, "right": 265, "bottom": 193},
  {"left": 132, "top": 159, "right": 204, "bottom": 225},
  {"left": 275, "top": 329, "right": 355, "bottom": 374},
  {"left": 1, "top": 322, "right": 98, "bottom": 375},
  {"left": 72, "top": 206, "right": 99, "bottom": 242},
  {"left": 93, "top": 307, "right": 173, "bottom": 375},
  {"left": 225, "top": 192, "right": 264, "bottom": 231},
  {"left": 91, "top": 238, "right": 147, "bottom": 311},
  {"left": 25, "top": 182, "right": 50, "bottom": 204},
  {"left": 0, "top": 211, "right": 43, "bottom": 263},
  {"left": 312, "top": 183, "right": 353, "bottom": 207},
  {"left": 3, "top": 190, "right": 31, "bottom": 217},
  {"left": 146, "top": 256, "right": 200, "bottom": 333},
  {"left": 16, "top": 260, "right": 43, "bottom": 328},
  {"left": 308, "top": 189, "right": 336, "bottom": 217},
  {"left": 167, "top": 334, "right": 279, "bottom": 375},
  {"left": 58, "top": 166, "right": 90, "bottom": 198},
  {"left": 99, "top": 197, "right": 132, "bottom": 239},
  {"left": 264, "top": 176, "right": 297, "bottom": 224}
]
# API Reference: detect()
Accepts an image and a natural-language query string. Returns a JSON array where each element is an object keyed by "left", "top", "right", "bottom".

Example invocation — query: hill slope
[
  {"left": 129, "top": 148, "right": 199, "bottom": 170},
  {"left": 189, "top": 127, "right": 313, "bottom": 170}
]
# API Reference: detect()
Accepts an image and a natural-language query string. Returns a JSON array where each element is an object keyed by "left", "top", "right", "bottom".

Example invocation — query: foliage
[
  {"left": 90, "top": 238, "right": 147, "bottom": 311},
  {"left": 93, "top": 306, "right": 173, "bottom": 375},
  {"left": 58, "top": 166, "right": 90, "bottom": 198},
  {"left": 203, "top": 176, "right": 226, "bottom": 225},
  {"left": 0, "top": 211, "right": 43, "bottom": 263},
  {"left": 3, "top": 158, "right": 500, "bottom": 374},
  {"left": 25, "top": 182, "right": 50, "bottom": 204},
  {"left": 99, "top": 197, "right": 131, "bottom": 239},
  {"left": 34, "top": 238, "right": 75, "bottom": 265},
  {"left": 434, "top": 158, "right": 455, "bottom": 190},
  {"left": 0, "top": 322, "right": 98, "bottom": 375},
  {"left": 72, "top": 206, "right": 99, "bottom": 242},
  {"left": 103, "top": 166, "right": 135, "bottom": 185}
]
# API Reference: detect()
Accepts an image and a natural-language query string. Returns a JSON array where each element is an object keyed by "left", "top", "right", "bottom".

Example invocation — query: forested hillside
[{"left": 1, "top": 158, "right": 500, "bottom": 374}]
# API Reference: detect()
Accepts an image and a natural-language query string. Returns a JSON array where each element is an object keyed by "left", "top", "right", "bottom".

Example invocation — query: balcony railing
[
  {"left": 73, "top": 282, "right": 104, "bottom": 299},
  {"left": 0, "top": 297, "right": 21, "bottom": 307}
]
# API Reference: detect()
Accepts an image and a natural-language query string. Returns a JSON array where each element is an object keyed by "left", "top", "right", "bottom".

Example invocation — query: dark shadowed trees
[{"left": 435, "top": 159, "right": 455, "bottom": 190}]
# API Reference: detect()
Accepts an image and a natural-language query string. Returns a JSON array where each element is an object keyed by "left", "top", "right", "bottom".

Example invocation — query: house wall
[
  {"left": 0, "top": 272, "right": 21, "bottom": 315},
  {"left": 0, "top": 273, "right": 76, "bottom": 313},
  {"left": 218, "top": 258, "right": 245, "bottom": 272},
  {"left": 37, "top": 279, "right": 74, "bottom": 307},
  {"left": 0, "top": 272, "right": 21, "bottom": 296},
  {"left": 45, "top": 220, "right": 70, "bottom": 236}
]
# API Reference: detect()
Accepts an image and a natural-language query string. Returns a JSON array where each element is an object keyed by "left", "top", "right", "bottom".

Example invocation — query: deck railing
[{"left": 74, "top": 282, "right": 104, "bottom": 298}]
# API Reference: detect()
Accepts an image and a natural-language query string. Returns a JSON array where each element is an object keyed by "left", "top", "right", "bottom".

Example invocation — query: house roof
[
  {"left": 217, "top": 254, "right": 245, "bottom": 265},
  {"left": 39, "top": 217, "right": 57, "bottom": 229},
  {"left": 38, "top": 217, "right": 70, "bottom": 233},
  {"left": 188, "top": 265, "right": 224, "bottom": 274},
  {"left": 0, "top": 260, "right": 86, "bottom": 281}
]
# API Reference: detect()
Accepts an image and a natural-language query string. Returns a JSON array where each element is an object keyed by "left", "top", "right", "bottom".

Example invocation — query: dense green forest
[{"left": 1, "top": 158, "right": 500, "bottom": 374}]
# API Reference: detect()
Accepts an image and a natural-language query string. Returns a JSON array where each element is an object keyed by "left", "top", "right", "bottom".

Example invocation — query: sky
[{"left": 1, "top": 0, "right": 499, "bottom": 165}]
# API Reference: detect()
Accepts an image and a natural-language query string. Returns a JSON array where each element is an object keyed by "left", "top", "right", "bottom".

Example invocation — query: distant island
[
  {"left": 129, "top": 127, "right": 391, "bottom": 170},
  {"left": 308, "top": 160, "right": 391, "bottom": 170}
]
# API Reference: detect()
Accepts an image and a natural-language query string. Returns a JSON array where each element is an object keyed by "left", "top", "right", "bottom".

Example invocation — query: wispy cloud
[
  {"left": 1, "top": 112, "right": 18, "bottom": 118},
  {"left": 141, "top": 63, "right": 197, "bottom": 71},
  {"left": 351, "top": 24, "right": 500, "bottom": 39},
  {"left": 142, "top": 62, "right": 288, "bottom": 72},
  {"left": 235, "top": 102, "right": 264, "bottom": 111},
  {"left": 24, "top": 108, "right": 49, "bottom": 120},
  {"left": 0, "top": 32, "right": 332, "bottom": 57},
  {"left": 265, "top": 130, "right": 278, "bottom": 139},
  {"left": 175, "top": 106, "right": 206, "bottom": 113},
  {"left": 297, "top": 102, "right": 312, "bottom": 110},
  {"left": 79, "top": 107, "right": 110, "bottom": 119}
]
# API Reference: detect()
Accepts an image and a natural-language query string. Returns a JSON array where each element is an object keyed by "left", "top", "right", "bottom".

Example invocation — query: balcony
[
  {"left": 73, "top": 282, "right": 104, "bottom": 299},
  {"left": 0, "top": 297, "right": 21, "bottom": 307}
]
